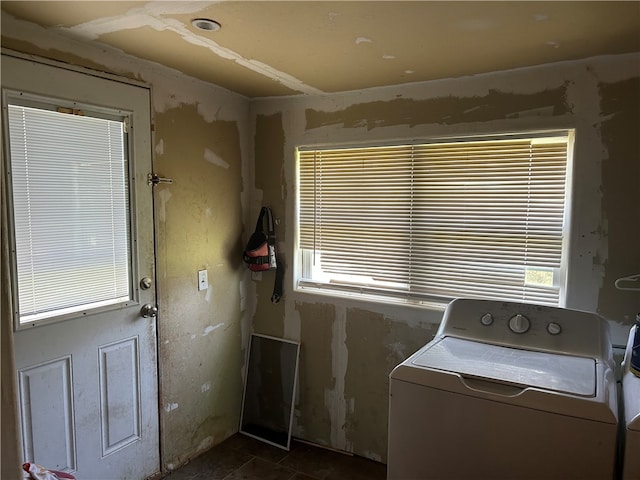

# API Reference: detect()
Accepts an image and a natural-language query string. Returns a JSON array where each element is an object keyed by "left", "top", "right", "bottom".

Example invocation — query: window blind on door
[
  {"left": 297, "top": 133, "right": 570, "bottom": 306},
  {"left": 7, "top": 103, "right": 131, "bottom": 323}
]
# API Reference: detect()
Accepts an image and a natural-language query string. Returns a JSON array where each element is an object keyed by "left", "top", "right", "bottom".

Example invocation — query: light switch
[{"left": 198, "top": 269, "right": 208, "bottom": 291}]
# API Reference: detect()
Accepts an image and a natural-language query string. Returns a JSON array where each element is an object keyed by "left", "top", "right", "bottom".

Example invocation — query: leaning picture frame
[{"left": 239, "top": 333, "right": 301, "bottom": 450}]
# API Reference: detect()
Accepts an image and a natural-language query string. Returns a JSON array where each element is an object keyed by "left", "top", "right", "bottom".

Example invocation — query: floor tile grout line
[{"left": 219, "top": 454, "right": 257, "bottom": 480}]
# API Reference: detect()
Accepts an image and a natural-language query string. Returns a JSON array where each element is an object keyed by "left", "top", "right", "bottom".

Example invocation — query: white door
[{"left": 2, "top": 54, "right": 160, "bottom": 480}]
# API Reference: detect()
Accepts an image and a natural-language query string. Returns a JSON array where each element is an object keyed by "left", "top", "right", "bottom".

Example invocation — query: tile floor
[{"left": 163, "top": 433, "right": 387, "bottom": 480}]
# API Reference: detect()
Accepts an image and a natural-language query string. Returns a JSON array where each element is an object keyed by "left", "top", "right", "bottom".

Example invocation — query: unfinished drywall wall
[
  {"left": 305, "top": 86, "right": 571, "bottom": 130},
  {"left": 597, "top": 77, "right": 640, "bottom": 325},
  {"left": 153, "top": 102, "right": 246, "bottom": 468},
  {"left": 248, "top": 53, "right": 640, "bottom": 462},
  {"left": 344, "top": 309, "right": 436, "bottom": 461},
  {"left": 250, "top": 113, "right": 287, "bottom": 338},
  {"left": 1, "top": 15, "right": 250, "bottom": 474}
]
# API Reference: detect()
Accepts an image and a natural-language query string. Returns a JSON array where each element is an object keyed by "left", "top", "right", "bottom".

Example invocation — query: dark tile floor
[{"left": 163, "top": 433, "right": 387, "bottom": 480}]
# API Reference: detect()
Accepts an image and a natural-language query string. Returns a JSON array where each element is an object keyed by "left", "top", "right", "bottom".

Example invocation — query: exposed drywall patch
[
  {"left": 153, "top": 105, "right": 242, "bottom": 246},
  {"left": 597, "top": 77, "right": 640, "bottom": 323},
  {"left": 197, "top": 436, "right": 213, "bottom": 452},
  {"left": 152, "top": 74, "right": 247, "bottom": 122},
  {"left": 0, "top": 34, "right": 121, "bottom": 78},
  {"left": 165, "top": 402, "right": 179, "bottom": 413},
  {"left": 356, "top": 37, "right": 373, "bottom": 45},
  {"left": 205, "top": 148, "right": 230, "bottom": 169},
  {"left": 189, "top": 415, "right": 224, "bottom": 456},
  {"left": 305, "top": 86, "right": 570, "bottom": 131},
  {"left": 344, "top": 308, "right": 437, "bottom": 462},
  {"left": 255, "top": 112, "right": 287, "bottom": 204},
  {"left": 328, "top": 307, "right": 349, "bottom": 451},
  {"left": 202, "top": 323, "right": 224, "bottom": 336},
  {"left": 343, "top": 309, "right": 388, "bottom": 461},
  {"left": 295, "top": 301, "right": 336, "bottom": 445},
  {"left": 157, "top": 188, "right": 172, "bottom": 224},
  {"left": 251, "top": 278, "right": 285, "bottom": 338},
  {"left": 156, "top": 138, "right": 165, "bottom": 155},
  {"left": 201, "top": 382, "right": 211, "bottom": 393}
]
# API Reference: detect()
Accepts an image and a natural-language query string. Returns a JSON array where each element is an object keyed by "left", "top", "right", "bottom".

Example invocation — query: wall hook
[{"left": 615, "top": 273, "right": 640, "bottom": 291}]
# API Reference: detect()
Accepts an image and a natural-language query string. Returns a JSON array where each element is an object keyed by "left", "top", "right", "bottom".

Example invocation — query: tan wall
[
  {"left": 1, "top": 18, "right": 250, "bottom": 473},
  {"left": 249, "top": 53, "right": 640, "bottom": 462}
]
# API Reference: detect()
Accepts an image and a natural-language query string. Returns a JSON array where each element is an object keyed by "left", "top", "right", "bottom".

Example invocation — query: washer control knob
[
  {"left": 547, "top": 322, "right": 562, "bottom": 335},
  {"left": 480, "top": 313, "right": 494, "bottom": 326},
  {"left": 508, "top": 314, "right": 530, "bottom": 334}
]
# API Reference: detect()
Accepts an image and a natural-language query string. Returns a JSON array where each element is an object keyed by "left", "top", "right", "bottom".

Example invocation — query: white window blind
[
  {"left": 297, "top": 133, "right": 570, "bottom": 306},
  {"left": 7, "top": 103, "right": 131, "bottom": 324}
]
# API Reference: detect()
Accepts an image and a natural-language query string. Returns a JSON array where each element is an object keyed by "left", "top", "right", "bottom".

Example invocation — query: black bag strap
[
  {"left": 255, "top": 207, "right": 276, "bottom": 246},
  {"left": 271, "top": 259, "right": 283, "bottom": 304}
]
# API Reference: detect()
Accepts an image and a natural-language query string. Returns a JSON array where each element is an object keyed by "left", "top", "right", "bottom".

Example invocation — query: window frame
[
  {"left": 2, "top": 89, "right": 140, "bottom": 330},
  {"left": 294, "top": 130, "right": 574, "bottom": 309}
]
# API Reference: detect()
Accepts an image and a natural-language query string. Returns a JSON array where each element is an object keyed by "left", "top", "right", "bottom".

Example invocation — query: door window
[{"left": 5, "top": 96, "right": 133, "bottom": 326}]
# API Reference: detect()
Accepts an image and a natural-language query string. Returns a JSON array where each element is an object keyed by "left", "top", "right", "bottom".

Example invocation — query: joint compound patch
[
  {"left": 355, "top": 37, "right": 373, "bottom": 45},
  {"left": 203, "top": 323, "right": 224, "bottom": 336},
  {"left": 204, "top": 148, "right": 230, "bottom": 169},
  {"left": 197, "top": 436, "right": 213, "bottom": 452}
]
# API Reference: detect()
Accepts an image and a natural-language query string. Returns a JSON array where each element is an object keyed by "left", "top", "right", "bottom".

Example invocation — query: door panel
[
  {"left": 99, "top": 337, "right": 141, "bottom": 457},
  {"left": 2, "top": 54, "right": 159, "bottom": 480},
  {"left": 17, "top": 356, "right": 75, "bottom": 470}
]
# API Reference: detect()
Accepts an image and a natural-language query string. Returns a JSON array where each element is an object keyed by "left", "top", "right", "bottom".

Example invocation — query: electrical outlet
[{"left": 198, "top": 269, "right": 208, "bottom": 291}]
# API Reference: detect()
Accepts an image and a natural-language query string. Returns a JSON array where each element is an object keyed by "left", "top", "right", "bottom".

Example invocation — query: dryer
[{"left": 388, "top": 299, "right": 618, "bottom": 480}]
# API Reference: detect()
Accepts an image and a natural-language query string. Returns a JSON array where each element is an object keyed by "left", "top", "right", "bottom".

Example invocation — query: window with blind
[
  {"left": 296, "top": 132, "right": 572, "bottom": 307},
  {"left": 5, "top": 98, "right": 132, "bottom": 325}
]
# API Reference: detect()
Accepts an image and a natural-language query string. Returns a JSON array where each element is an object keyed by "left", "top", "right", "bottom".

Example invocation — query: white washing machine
[
  {"left": 621, "top": 324, "right": 640, "bottom": 480},
  {"left": 388, "top": 298, "right": 618, "bottom": 480}
]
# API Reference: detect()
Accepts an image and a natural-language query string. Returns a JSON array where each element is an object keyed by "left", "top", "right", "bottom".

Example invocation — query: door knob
[{"left": 141, "top": 304, "right": 158, "bottom": 318}]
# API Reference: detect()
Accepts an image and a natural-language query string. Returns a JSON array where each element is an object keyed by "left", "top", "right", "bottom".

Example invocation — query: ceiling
[{"left": 2, "top": 1, "right": 639, "bottom": 98}]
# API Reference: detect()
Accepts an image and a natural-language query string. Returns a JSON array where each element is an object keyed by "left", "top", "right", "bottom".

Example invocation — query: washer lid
[{"left": 411, "top": 337, "right": 596, "bottom": 397}]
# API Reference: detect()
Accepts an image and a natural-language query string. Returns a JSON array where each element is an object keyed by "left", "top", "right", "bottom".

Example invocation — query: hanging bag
[
  {"left": 243, "top": 207, "right": 283, "bottom": 302},
  {"left": 243, "top": 207, "right": 277, "bottom": 271}
]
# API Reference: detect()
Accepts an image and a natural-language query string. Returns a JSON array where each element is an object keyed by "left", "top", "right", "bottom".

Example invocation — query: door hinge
[{"left": 147, "top": 173, "right": 174, "bottom": 186}]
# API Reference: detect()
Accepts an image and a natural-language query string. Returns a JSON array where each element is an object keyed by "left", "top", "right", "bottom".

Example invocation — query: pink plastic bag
[{"left": 22, "top": 463, "right": 76, "bottom": 480}]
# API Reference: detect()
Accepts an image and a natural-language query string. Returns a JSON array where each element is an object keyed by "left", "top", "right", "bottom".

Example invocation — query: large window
[
  {"left": 296, "top": 132, "right": 572, "bottom": 307},
  {"left": 5, "top": 97, "right": 132, "bottom": 325}
]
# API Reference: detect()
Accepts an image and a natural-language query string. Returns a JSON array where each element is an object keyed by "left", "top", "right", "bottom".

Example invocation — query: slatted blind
[
  {"left": 298, "top": 133, "right": 570, "bottom": 306},
  {"left": 7, "top": 103, "right": 131, "bottom": 323}
]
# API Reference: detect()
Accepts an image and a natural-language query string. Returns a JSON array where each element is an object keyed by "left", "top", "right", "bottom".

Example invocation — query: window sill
[{"left": 294, "top": 282, "right": 449, "bottom": 313}]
